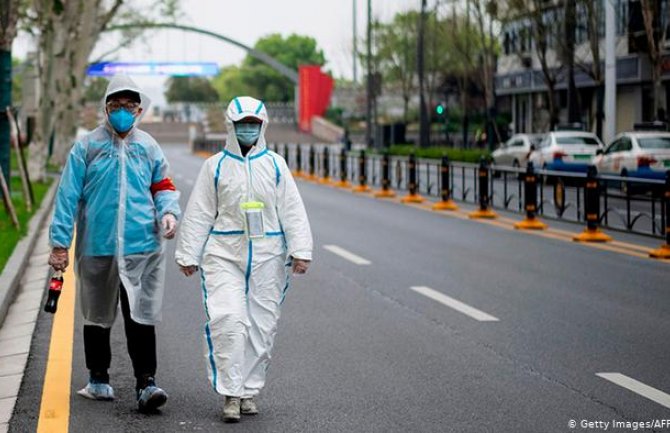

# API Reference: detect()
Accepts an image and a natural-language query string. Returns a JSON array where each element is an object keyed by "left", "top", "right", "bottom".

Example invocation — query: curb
[{"left": 0, "top": 178, "right": 59, "bottom": 328}]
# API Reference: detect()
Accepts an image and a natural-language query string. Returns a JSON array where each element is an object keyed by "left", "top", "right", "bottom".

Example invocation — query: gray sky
[{"left": 14, "top": 0, "right": 419, "bottom": 106}]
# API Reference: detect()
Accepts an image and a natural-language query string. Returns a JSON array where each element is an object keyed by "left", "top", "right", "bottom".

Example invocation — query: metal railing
[{"left": 268, "top": 143, "right": 668, "bottom": 239}]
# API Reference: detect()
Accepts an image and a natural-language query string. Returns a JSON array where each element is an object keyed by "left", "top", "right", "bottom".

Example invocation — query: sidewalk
[{"left": 0, "top": 224, "right": 51, "bottom": 433}]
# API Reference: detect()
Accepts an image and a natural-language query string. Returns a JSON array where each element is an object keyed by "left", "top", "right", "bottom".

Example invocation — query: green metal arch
[{"left": 105, "top": 23, "right": 298, "bottom": 84}]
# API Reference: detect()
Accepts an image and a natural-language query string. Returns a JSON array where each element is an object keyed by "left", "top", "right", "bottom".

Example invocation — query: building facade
[{"left": 496, "top": 0, "right": 670, "bottom": 138}]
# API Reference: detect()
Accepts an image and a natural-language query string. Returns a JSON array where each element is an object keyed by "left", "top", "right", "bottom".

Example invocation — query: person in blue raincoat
[{"left": 48, "top": 75, "right": 181, "bottom": 412}]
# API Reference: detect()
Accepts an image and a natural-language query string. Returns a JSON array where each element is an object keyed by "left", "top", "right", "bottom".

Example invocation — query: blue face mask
[
  {"left": 108, "top": 108, "right": 136, "bottom": 133},
  {"left": 235, "top": 123, "right": 261, "bottom": 146}
]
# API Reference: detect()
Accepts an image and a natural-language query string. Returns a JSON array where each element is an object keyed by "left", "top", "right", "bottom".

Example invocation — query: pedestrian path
[{"left": 0, "top": 225, "right": 51, "bottom": 433}]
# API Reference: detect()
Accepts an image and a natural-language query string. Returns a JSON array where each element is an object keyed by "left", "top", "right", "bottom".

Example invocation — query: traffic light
[{"left": 435, "top": 104, "right": 445, "bottom": 116}]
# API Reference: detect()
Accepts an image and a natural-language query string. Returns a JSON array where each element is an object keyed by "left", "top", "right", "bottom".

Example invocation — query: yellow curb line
[{"left": 37, "top": 246, "right": 77, "bottom": 433}]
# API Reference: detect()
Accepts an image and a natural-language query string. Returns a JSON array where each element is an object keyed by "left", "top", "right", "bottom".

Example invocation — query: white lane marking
[
  {"left": 184, "top": 178, "right": 194, "bottom": 186},
  {"left": 596, "top": 373, "right": 670, "bottom": 409},
  {"left": 174, "top": 173, "right": 184, "bottom": 180},
  {"left": 410, "top": 286, "right": 499, "bottom": 322},
  {"left": 323, "top": 245, "right": 371, "bottom": 265}
]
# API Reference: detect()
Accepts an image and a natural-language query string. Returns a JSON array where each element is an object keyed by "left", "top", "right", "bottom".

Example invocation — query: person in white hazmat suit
[
  {"left": 175, "top": 96, "right": 313, "bottom": 423},
  {"left": 48, "top": 75, "right": 180, "bottom": 412}
]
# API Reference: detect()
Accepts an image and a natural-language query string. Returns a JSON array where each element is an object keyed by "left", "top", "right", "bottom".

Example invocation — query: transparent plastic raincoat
[
  {"left": 50, "top": 75, "right": 181, "bottom": 327},
  {"left": 175, "top": 96, "right": 313, "bottom": 397}
]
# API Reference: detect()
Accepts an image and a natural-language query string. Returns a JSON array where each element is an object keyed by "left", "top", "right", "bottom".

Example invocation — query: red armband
[{"left": 150, "top": 177, "right": 176, "bottom": 196}]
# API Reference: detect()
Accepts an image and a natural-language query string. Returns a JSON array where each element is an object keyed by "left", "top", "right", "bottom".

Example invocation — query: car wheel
[{"left": 620, "top": 169, "right": 629, "bottom": 195}]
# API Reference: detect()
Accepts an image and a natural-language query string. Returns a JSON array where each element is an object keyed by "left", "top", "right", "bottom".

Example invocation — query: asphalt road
[{"left": 10, "top": 142, "right": 670, "bottom": 433}]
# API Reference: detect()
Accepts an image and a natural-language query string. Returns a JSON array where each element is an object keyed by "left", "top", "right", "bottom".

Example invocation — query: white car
[
  {"left": 492, "top": 133, "right": 544, "bottom": 168},
  {"left": 528, "top": 131, "right": 604, "bottom": 172},
  {"left": 594, "top": 131, "right": 670, "bottom": 180}
]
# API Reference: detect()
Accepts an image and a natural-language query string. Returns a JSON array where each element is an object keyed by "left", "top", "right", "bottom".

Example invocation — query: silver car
[{"left": 492, "top": 133, "right": 545, "bottom": 168}]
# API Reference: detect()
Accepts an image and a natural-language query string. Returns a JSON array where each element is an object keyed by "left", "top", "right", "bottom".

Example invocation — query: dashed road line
[
  {"left": 410, "top": 286, "right": 499, "bottom": 322},
  {"left": 323, "top": 245, "right": 372, "bottom": 265},
  {"left": 596, "top": 373, "right": 670, "bottom": 410}
]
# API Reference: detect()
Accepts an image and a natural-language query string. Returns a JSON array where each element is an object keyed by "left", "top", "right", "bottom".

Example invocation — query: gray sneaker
[
  {"left": 223, "top": 396, "right": 241, "bottom": 423},
  {"left": 241, "top": 398, "right": 258, "bottom": 415}
]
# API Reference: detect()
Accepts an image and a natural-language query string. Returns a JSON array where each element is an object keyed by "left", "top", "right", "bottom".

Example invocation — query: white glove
[{"left": 162, "top": 213, "right": 177, "bottom": 239}]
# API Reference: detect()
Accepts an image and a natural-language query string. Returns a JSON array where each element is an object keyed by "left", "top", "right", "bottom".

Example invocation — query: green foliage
[
  {"left": 384, "top": 145, "right": 490, "bottom": 162},
  {"left": 212, "top": 65, "right": 253, "bottom": 104},
  {"left": 212, "top": 33, "right": 326, "bottom": 103},
  {"left": 324, "top": 107, "right": 344, "bottom": 126},
  {"left": 11, "top": 58, "right": 22, "bottom": 103},
  {"left": 165, "top": 76, "right": 219, "bottom": 103},
  {"left": 0, "top": 176, "right": 52, "bottom": 273},
  {"left": 83, "top": 77, "right": 108, "bottom": 102}
]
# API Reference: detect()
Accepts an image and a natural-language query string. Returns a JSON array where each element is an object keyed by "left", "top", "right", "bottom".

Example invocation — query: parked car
[
  {"left": 594, "top": 131, "right": 670, "bottom": 180},
  {"left": 528, "top": 130, "right": 604, "bottom": 172},
  {"left": 491, "top": 133, "right": 545, "bottom": 168}
]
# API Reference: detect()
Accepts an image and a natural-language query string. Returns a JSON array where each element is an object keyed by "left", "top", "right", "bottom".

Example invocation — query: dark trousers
[{"left": 83, "top": 285, "right": 156, "bottom": 388}]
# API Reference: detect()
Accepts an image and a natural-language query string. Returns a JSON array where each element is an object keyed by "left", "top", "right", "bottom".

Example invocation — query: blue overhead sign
[{"left": 87, "top": 62, "right": 219, "bottom": 77}]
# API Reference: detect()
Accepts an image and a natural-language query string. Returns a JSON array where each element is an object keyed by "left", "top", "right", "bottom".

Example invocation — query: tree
[
  {"left": 212, "top": 33, "right": 326, "bottom": 103},
  {"left": 0, "top": 0, "right": 26, "bottom": 188},
  {"left": 375, "top": 11, "right": 419, "bottom": 123},
  {"left": 211, "top": 65, "right": 253, "bottom": 104},
  {"left": 468, "top": 0, "right": 502, "bottom": 148},
  {"left": 11, "top": 57, "right": 23, "bottom": 104},
  {"left": 83, "top": 77, "right": 108, "bottom": 103},
  {"left": 22, "top": 0, "right": 180, "bottom": 181},
  {"left": 640, "top": 0, "right": 666, "bottom": 119},
  {"left": 506, "top": 0, "right": 563, "bottom": 131},
  {"left": 165, "top": 77, "right": 218, "bottom": 103}
]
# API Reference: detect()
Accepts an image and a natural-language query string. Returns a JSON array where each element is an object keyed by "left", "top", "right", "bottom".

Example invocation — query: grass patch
[
  {"left": 376, "top": 145, "right": 491, "bottom": 163},
  {"left": 0, "top": 176, "right": 53, "bottom": 273}
]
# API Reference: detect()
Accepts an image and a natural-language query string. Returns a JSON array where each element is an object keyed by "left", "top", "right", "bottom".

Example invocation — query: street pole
[
  {"left": 365, "top": 0, "right": 373, "bottom": 148},
  {"left": 353, "top": 0, "right": 358, "bottom": 84},
  {"left": 604, "top": 0, "right": 617, "bottom": 144},
  {"left": 418, "top": 0, "right": 430, "bottom": 148}
]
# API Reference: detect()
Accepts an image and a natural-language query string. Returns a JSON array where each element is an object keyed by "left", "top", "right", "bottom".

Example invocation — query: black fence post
[
  {"left": 375, "top": 152, "right": 396, "bottom": 198},
  {"left": 573, "top": 165, "right": 612, "bottom": 242},
  {"left": 433, "top": 155, "right": 458, "bottom": 211},
  {"left": 335, "top": 147, "right": 350, "bottom": 188},
  {"left": 293, "top": 144, "right": 303, "bottom": 178},
  {"left": 469, "top": 157, "right": 497, "bottom": 218},
  {"left": 353, "top": 150, "right": 371, "bottom": 193},
  {"left": 401, "top": 153, "right": 425, "bottom": 203},
  {"left": 308, "top": 145, "right": 317, "bottom": 180},
  {"left": 320, "top": 146, "right": 331, "bottom": 184},
  {"left": 650, "top": 171, "right": 670, "bottom": 258},
  {"left": 514, "top": 162, "right": 547, "bottom": 229},
  {"left": 283, "top": 144, "right": 290, "bottom": 169}
]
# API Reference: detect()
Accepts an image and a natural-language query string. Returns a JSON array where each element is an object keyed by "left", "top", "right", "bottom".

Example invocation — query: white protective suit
[
  {"left": 175, "top": 96, "right": 313, "bottom": 398},
  {"left": 50, "top": 75, "right": 181, "bottom": 327}
]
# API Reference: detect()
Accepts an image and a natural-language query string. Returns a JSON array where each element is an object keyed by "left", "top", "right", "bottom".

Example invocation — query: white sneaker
[
  {"left": 223, "top": 396, "right": 241, "bottom": 423},
  {"left": 77, "top": 381, "right": 115, "bottom": 401},
  {"left": 241, "top": 398, "right": 258, "bottom": 415}
]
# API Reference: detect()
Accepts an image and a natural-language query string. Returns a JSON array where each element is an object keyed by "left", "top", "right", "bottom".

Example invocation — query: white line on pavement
[
  {"left": 184, "top": 178, "right": 194, "bottom": 186},
  {"left": 596, "top": 373, "right": 670, "bottom": 409},
  {"left": 323, "top": 245, "right": 371, "bottom": 265},
  {"left": 410, "top": 286, "right": 499, "bottom": 322},
  {"left": 174, "top": 173, "right": 184, "bottom": 180}
]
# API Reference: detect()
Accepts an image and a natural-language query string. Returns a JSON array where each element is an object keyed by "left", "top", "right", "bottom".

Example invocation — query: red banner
[{"left": 298, "top": 65, "right": 334, "bottom": 132}]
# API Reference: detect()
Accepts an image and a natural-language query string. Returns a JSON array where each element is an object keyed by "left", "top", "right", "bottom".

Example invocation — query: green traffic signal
[{"left": 436, "top": 104, "right": 444, "bottom": 115}]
